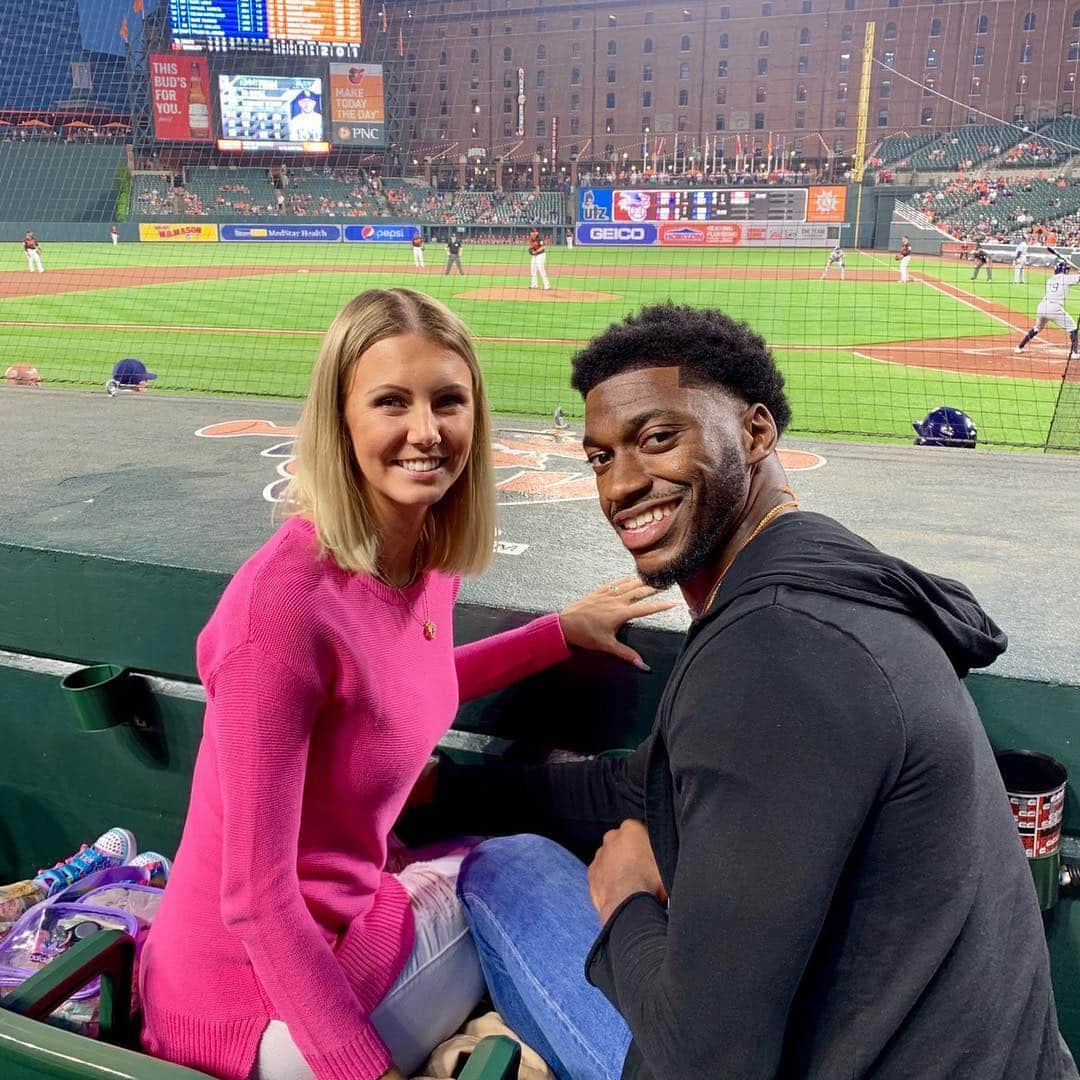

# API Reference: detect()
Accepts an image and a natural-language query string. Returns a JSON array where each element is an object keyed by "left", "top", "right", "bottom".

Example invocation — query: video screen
[{"left": 217, "top": 74, "right": 324, "bottom": 146}]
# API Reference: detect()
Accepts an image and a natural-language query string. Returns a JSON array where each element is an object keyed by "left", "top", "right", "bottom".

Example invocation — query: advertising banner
[
  {"left": 343, "top": 224, "right": 420, "bottom": 243},
  {"left": 577, "top": 189, "right": 614, "bottom": 221},
  {"left": 806, "top": 186, "right": 847, "bottom": 223},
  {"left": 328, "top": 64, "right": 387, "bottom": 146},
  {"left": 658, "top": 221, "right": 833, "bottom": 247},
  {"left": 220, "top": 224, "right": 342, "bottom": 242},
  {"left": 149, "top": 54, "right": 213, "bottom": 142},
  {"left": 575, "top": 223, "right": 658, "bottom": 245},
  {"left": 139, "top": 223, "right": 219, "bottom": 242}
]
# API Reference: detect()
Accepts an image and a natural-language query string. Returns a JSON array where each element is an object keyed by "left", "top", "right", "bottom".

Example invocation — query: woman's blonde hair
[{"left": 284, "top": 288, "right": 495, "bottom": 577}]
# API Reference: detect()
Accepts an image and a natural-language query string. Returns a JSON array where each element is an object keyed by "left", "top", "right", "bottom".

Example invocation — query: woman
[{"left": 140, "top": 288, "right": 671, "bottom": 1080}]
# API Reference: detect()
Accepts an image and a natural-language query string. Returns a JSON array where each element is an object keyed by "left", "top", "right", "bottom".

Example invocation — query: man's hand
[
  {"left": 378, "top": 1069, "right": 408, "bottom": 1080},
  {"left": 587, "top": 819, "right": 668, "bottom": 925}
]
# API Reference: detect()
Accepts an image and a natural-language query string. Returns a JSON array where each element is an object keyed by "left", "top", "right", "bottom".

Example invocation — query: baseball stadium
[{"left": 2, "top": 1, "right": 1080, "bottom": 1078}]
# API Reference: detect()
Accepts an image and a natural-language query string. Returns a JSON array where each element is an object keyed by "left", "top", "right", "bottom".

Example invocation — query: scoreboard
[
  {"left": 170, "top": 0, "right": 363, "bottom": 56},
  {"left": 607, "top": 188, "right": 807, "bottom": 224},
  {"left": 576, "top": 186, "right": 847, "bottom": 247}
]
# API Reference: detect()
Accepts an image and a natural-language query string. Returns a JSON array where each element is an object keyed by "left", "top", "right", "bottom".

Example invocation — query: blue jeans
[{"left": 457, "top": 834, "right": 632, "bottom": 1080}]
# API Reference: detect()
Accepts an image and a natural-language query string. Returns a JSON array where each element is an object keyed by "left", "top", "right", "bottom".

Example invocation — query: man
[
  {"left": 971, "top": 239, "right": 993, "bottom": 281},
  {"left": 1013, "top": 236, "right": 1029, "bottom": 284},
  {"left": 23, "top": 231, "right": 43, "bottom": 273},
  {"left": 1016, "top": 260, "right": 1080, "bottom": 358},
  {"left": 896, "top": 234, "right": 911, "bottom": 283},
  {"left": 820, "top": 243, "right": 845, "bottom": 280},
  {"left": 110, "top": 225, "right": 119, "bottom": 246},
  {"left": 528, "top": 227, "right": 551, "bottom": 290},
  {"left": 444, "top": 231, "right": 464, "bottom": 275},
  {"left": 443, "top": 304, "right": 1077, "bottom": 1080},
  {"left": 287, "top": 89, "right": 322, "bottom": 142},
  {"left": 411, "top": 232, "right": 425, "bottom": 269}
]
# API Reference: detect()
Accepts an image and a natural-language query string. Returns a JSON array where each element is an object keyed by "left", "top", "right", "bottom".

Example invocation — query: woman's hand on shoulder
[{"left": 559, "top": 576, "right": 676, "bottom": 671}]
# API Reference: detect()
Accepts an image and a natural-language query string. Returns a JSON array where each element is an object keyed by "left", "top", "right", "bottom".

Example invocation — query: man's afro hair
[{"left": 569, "top": 302, "right": 792, "bottom": 433}]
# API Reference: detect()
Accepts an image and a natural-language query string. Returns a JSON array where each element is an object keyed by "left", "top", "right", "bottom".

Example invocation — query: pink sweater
[{"left": 140, "top": 516, "right": 570, "bottom": 1080}]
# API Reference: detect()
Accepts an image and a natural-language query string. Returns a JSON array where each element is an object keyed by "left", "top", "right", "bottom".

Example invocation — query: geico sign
[{"left": 589, "top": 226, "right": 646, "bottom": 240}]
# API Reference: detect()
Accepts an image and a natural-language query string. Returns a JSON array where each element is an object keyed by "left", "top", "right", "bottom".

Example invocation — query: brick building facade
[{"left": 366, "top": 0, "right": 1080, "bottom": 169}]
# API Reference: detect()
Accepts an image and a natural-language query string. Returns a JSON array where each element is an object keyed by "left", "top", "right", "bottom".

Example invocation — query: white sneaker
[{"left": 1014, "top": 346, "right": 1024, "bottom": 353}]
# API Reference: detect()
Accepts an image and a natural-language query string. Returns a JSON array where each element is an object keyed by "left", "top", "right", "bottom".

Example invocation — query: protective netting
[{"left": 1, "top": 0, "right": 1080, "bottom": 449}]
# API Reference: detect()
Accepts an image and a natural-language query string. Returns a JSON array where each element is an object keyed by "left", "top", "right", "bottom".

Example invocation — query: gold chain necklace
[{"left": 698, "top": 498, "right": 800, "bottom": 616}]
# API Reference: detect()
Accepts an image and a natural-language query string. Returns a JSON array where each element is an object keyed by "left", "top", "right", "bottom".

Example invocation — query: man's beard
[{"left": 636, "top": 441, "right": 748, "bottom": 590}]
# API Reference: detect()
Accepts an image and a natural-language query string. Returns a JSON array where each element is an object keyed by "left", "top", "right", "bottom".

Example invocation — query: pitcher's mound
[{"left": 456, "top": 287, "right": 620, "bottom": 302}]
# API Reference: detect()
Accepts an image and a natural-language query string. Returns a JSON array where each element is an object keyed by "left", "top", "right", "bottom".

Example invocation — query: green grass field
[{"left": 2, "top": 242, "right": 1069, "bottom": 447}]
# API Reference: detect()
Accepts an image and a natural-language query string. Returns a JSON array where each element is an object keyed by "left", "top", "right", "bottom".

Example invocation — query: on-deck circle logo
[{"left": 196, "top": 422, "right": 826, "bottom": 507}]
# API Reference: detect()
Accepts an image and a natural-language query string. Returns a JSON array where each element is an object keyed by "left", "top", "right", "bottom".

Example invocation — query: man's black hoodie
[{"left": 440, "top": 512, "right": 1077, "bottom": 1079}]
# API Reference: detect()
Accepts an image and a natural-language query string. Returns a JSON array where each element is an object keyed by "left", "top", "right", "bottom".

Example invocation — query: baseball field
[{"left": 2, "top": 242, "right": 1073, "bottom": 447}]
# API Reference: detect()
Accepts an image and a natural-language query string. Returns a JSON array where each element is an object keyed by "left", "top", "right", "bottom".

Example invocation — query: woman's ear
[{"left": 743, "top": 403, "right": 779, "bottom": 465}]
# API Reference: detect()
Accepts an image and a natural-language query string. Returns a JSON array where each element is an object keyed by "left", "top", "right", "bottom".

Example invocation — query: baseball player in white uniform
[
  {"left": 1015, "top": 260, "right": 1080, "bottom": 357},
  {"left": 821, "top": 245, "right": 846, "bottom": 281},
  {"left": 1013, "top": 238, "right": 1028, "bottom": 284}
]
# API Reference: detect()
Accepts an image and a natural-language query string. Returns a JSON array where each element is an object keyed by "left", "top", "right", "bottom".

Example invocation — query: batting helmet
[
  {"left": 1055, "top": 260, "right": 1070, "bottom": 275},
  {"left": 912, "top": 406, "right": 977, "bottom": 448}
]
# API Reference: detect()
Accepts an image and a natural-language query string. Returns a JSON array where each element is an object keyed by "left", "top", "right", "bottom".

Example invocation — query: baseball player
[
  {"left": 971, "top": 241, "right": 992, "bottom": 282},
  {"left": 111, "top": 225, "right": 119, "bottom": 247},
  {"left": 23, "top": 231, "right": 43, "bottom": 273},
  {"left": 896, "top": 235, "right": 911, "bottom": 283},
  {"left": 1013, "top": 237, "right": 1028, "bottom": 285},
  {"left": 821, "top": 244, "right": 846, "bottom": 281},
  {"left": 1015, "top": 259, "right": 1080, "bottom": 358},
  {"left": 528, "top": 228, "right": 551, "bottom": 290},
  {"left": 287, "top": 89, "right": 323, "bottom": 142},
  {"left": 411, "top": 233, "right": 425, "bottom": 269}
]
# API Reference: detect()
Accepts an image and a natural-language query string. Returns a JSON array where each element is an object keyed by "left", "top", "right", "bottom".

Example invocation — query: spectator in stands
[
  {"left": 446, "top": 303, "right": 1078, "bottom": 1080},
  {"left": 139, "top": 288, "right": 670, "bottom": 1080}
]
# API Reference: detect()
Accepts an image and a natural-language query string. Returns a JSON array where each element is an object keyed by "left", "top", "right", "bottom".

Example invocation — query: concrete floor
[{"left": 4, "top": 385, "right": 1078, "bottom": 683}]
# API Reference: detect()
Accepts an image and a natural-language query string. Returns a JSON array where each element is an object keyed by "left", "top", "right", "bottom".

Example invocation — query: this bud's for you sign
[{"left": 150, "top": 54, "right": 213, "bottom": 142}]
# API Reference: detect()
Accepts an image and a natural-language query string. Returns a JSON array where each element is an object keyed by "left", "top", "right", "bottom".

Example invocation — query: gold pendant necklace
[
  {"left": 404, "top": 582, "right": 436, "bottom": 641},
  {"left": 699, "top": 497, "right": 800, "bottom": 616}
]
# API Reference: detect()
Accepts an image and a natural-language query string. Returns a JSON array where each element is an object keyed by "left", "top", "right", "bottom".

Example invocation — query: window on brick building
[
  {"left": 679, "top": 89, "right": 689, "bottom": 105},
  {"left": 800, "top": 27, "right": 810, "bottom": 44},
  {"left": 644, "top": 38, "right": 653, "bottom": 53},
  {"left": 921, "top": 106, "right": 933, "bottom": 124},
  {"left": 879, "top": 80, "right": 891, "bottom": 98},
  {"left": 643, "top": 89, "right": 652, "bottom": 106},
  {"left": 1023, "top": 12, "right": 1036, "bottom": 31},
  {"left": 757, "top": 58, "right": 768, "bottom": 75},
  {"left": 754, "top": 112, "right": 765, "bottom": 129},
  {"left": 606, "top": 92, "right": 616, "bottom": 108},
  {"left": 796, "top": 83, "right": 807, "bottom": 101}
]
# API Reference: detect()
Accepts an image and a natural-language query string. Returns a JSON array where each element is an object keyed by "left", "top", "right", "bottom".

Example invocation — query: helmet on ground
[
  {"left": 912, "top": 406, "right": 977, "bottom": 448},
  {"left": 111, "top": 358, "right": 157, "bottom": 385},
  {"left": 1054, "top": 260, "right": 1070, "bottom": 275}
]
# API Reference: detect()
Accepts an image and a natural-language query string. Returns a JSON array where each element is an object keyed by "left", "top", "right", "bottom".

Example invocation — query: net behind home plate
[{"left": 1, "top": 0, "right": 1079, "bottom": 448}]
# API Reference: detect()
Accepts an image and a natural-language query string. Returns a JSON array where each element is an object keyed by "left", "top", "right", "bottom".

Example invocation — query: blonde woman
[{"left": 140, "top": 288, "right": 671, "bottom": 1080}]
